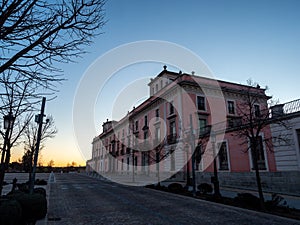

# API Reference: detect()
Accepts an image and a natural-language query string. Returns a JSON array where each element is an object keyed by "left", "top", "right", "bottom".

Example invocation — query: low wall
[{"left": 173, "top": 171, "right": 300, "bottom": 196}]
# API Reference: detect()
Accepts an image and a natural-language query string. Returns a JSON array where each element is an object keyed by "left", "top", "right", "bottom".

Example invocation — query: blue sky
[{"left": 13, "top": 0, "right": 299, "bottom": 166}]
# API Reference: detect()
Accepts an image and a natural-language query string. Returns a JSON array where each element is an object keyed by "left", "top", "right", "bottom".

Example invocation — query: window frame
[
  {"left": 217, "top": 141, "right": 230, "bottom": 171},
  {"left": 248, "top": 134, "right": 269, "bottom": 171},
  {"left": 197, "top": 95, "right": 206, "bottom": 111},
  {"left": 227, "top": 100, "right": 235, "bottom": 115}
]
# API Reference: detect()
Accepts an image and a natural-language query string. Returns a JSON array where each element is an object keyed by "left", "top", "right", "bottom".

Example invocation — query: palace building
[{"left": 87, "top": 66, "right": 276, "bottom": 186}]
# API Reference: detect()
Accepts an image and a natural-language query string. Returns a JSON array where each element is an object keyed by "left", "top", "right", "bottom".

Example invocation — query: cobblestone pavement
[{"left": 41, "top": 173, "right": 300, "bottom": 225}]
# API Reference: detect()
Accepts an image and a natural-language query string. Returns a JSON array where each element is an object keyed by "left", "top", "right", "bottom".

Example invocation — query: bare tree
[
  {"left": 0, "top": 74, "right": 38, "bottom": 195},
  {"left": 0, "top": 0, "right": 106, "bottom": 87},
  {"left": 231, "top": 80, "right": 287, "bottom": 209},
  {"left": 47, "top": 159, "right": 55, "bottom": 167},
  {"left": 0, "top": 0, "right": 106, "bottom": 194},
  {"left": 22, "top": 115, "right": 57, "bottom": 181}
]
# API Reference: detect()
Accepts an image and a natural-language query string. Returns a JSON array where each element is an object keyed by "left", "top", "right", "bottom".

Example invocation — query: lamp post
[
  {"left": 211, "top": 130, "right": 221, "bottom": 198},
  {"left": 29, "top": 97, "right": 46, "bottom": 194},
  {"left": 0, "top": 111, "right": 15, "bottom": 195}
]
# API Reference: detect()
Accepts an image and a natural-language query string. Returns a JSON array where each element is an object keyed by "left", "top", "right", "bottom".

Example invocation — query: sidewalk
[
  {"left": 159, "top": 180, "right": 300, "bottom": 210},
  {"left": 220, "top": 186, "right": 300, "bottom": 209}
]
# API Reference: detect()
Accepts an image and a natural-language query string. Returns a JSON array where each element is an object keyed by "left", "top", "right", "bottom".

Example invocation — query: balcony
[{"left": 167, "top": 133, "right": 177, "bottom": 144}]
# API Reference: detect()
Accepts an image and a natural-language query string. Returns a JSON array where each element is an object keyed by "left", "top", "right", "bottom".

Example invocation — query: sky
[{"left": 11, "top": 0, "right": 300, "bottom": 167}]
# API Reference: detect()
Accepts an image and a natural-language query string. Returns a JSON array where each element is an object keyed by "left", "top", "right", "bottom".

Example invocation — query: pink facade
[{"left": 88, "top": 67, "right": 276, "bottom": 178}]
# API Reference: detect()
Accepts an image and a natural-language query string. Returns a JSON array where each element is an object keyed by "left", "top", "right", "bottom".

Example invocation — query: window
[
  {"left": 170, "top": 121, "right": 176, "bottom": 135},
  {"left": 218, "top": 142, "right": 229, "bottom": 170},
  {"left": 155, "top": 126, "right": 161, "bottom": 142},
  {"left": 250, "top": 136, "right": 266, "bottom": 170},
  {"left": 169, "top": 101, "right": 174, "bottom": 115},
  {"left": 160, "top": 80, "right": 163, "bottom": 88},
  {"left": 142, "top": 152, "right": 148, "bottom": 168},
  {"left": 171, "top": 150, "right": 175, "bottom": 171},
  {"left": 127, "top": 157, "right": 130, "bottom": 170},
  {"left": 297, "top": 129, "right": 300, "bottom": 150},
  {"left": 144, "top": 130, "right": 148, "bottom": 140},
  {"left": 144, "top": 115, "right": 148, "bottom": 126},
  {"left": 168, "top": 120, "right": 176, "bottom": 144},
  {"left": 155, "top": 108, "right": 160, "bottom": 121},
  {"left": 135, "top": 120, "right": 138, "bottom": 131},
  {"left": 198, "top": 118, "right": 207, "bottom": 135},
  {"left": 197, "top": 96, "right": 206, "bottom": 111},
  {"left": 155, "top": 84, "right": 158, "bottom": 92},
  {"left": 254, "top": 104, "right": 260, "bottom": 117},
  {"left": 227, "top": 101, "right": 235, "bottom": 114}
]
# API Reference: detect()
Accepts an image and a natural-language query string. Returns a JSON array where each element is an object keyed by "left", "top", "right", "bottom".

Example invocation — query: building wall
[
  {"left": 271, "top": 114, "right": 300, "bottom": 171},
  {"left": 89, "top": 69, "right": 276, "bottom": 177}
]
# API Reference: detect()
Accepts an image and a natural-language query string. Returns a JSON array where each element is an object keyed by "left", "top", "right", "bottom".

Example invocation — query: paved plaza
[
  {"left": 2, "top": 172, "right": 300, "bottom": 224},
  {"left": 16, "top": 173, "right": 299, "bottom": 225}
]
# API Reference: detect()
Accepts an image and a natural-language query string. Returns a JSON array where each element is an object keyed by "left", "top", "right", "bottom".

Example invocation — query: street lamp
[
  {"left": 3, "top": 112, "right": 15, "bottom": 129},
  {"left": 0, "top": 112, "right": 15, "bottom": 195},
  {"left": 211, "top": 130, "right": 221, "bottom": 198}
]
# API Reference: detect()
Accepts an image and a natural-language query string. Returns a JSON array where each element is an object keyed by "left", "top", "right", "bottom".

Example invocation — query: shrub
[
  {"left": 35, "top": 179, "right": 47, "bottom": 186},
  {"left": 266, "top": 193, "right": 288, "bottom": 210},
  {"left": 197, "top": 183, "right": 213, "bottom": 194},
  {"left": 16, "top": 183, "right": 29, "bottom": 193},
  {"left": 168, "top": 183, "right": 184, "bottom": 193},
  {"left": 34, "top": 187, "right": 47, "bottom": 197},
  {"left": 0, "top": 198, "right": 22, "bottom": 225},
  {"left": 7, "top": 192, "right": 47, "bottom": 223},
  {"left": 235, "top": 193, "right": 260, "bottom": 209}
]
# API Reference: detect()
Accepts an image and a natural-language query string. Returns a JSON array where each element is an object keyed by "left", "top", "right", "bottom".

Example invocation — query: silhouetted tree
[
  {"left": 0, "top": 0, "right": 106, "bottom": 87},
  {"left": 232, "top": 80, "right": 288, "bottom": 210},
  {"left": 22, "top": 115, "right": 57, "bottom": 181}
]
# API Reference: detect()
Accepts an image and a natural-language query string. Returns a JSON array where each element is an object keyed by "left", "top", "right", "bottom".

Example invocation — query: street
[{"left": 43, "top": 173, "right": 300, "bottom": 225}]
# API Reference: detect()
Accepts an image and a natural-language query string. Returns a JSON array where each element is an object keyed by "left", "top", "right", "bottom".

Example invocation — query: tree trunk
[{"left": 252, "top": 140, "right": 265, "bottom": 210}]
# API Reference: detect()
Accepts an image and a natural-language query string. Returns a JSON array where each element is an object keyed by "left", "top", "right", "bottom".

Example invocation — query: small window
[
  {"left": 198, "top": 118, "right": 207, "bottom": 135},
  {"left": 169, "top": 101, "right": 174, "bottom": 115},
  {"left": 155, "top": 108, "right": 159, "bottom": 121},
  {"left": 144, "top": 115, "right": 148, "bottom": 126},
  {"left": 169, "top": 120, "right": 176, "bottom": 135},
  {"left": 144, "top": 130, "right": 148, "bottom": 140},
  {"left": 135, "top": 121, "right": 138, "bottom": 131},
  {"left": 254, "top": 105, "right": 260, "bottom": 117},
  {"left": 227, "top": 101, "right": 235, "bottom": 114},
  {"left": 197, "top": 96, "right": 206, "bottom": 111},
  {"left": 155, "top": 126, "right": 161, "bottom": 142},
  {"left": 127, "top": 157, "right": 130, "bottom": 170}
]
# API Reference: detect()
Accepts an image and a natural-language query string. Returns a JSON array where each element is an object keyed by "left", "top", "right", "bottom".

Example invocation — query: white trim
[{"left": 248, "top": 133, "right": 269, "bottom": 172}]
